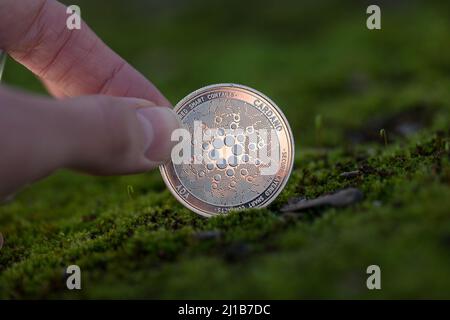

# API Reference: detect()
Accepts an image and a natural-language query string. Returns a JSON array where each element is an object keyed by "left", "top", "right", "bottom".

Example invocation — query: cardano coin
[{"left": 160, "top": 84, "right": 294, "bottom": 217}]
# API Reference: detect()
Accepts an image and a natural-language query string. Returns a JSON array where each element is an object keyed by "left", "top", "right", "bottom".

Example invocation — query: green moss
[{"left": 0, "top": 0, "right": 449, "bottom": 298}]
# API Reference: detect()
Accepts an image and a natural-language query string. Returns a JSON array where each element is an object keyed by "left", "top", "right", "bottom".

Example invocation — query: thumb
[
  {"left": 0, "top": 86, "right": 180, "bottom": 198},
  {"left": 61, "top": 95, "right": 180, "bottom": 174}
]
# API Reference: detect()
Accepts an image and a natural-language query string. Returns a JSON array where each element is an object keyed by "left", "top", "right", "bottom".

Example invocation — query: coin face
[{"left": 160, "top": 84, "right": 294, "bottom": 217}]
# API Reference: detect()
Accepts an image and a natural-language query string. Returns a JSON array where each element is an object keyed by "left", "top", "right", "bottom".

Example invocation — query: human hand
[{"left": 0, "top": 0, "right": 180, "bottom": 200}]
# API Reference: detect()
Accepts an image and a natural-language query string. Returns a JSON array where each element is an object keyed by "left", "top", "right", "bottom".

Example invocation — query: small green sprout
[
  {"left": 315, "top": 114, "right": 323, "bottom": 147},
  {"left": 127, "top": 185, "right": 134, "bottom": 199},
  {"left": 379, "top": 128, "right": 388, "bottom": 146}
]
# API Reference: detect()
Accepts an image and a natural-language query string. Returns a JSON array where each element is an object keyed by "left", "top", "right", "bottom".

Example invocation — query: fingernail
[{"left": 136, "top": 107, "right": 180, "bottom": 162}]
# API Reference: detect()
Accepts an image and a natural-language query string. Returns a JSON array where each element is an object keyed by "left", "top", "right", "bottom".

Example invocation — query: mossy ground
[{"left": 0, "top": 0, "right": 449, "bottom": 299}]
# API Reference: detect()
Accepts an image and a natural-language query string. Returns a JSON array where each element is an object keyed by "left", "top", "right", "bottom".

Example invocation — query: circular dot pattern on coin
[{"left": 160, "top": 84, "right": 295, "bottom": 217}]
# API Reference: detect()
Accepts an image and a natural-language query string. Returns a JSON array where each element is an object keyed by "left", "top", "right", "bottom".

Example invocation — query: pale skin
[{"left": 0, "top": 0, "right": 180, "bottom": 200}]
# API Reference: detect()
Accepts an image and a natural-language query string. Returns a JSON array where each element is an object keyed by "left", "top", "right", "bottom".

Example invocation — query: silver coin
[{"left": 160, "top": 83, "right": 295, "bottom": 217}]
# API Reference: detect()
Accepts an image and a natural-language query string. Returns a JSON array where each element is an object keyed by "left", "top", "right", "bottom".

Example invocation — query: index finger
[{"left": 0, "top": 0, "right": 171, "bottom": 106}]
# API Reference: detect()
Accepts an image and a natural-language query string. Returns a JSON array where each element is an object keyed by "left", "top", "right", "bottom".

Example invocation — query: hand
[{"left": 0, "top": 0, "right": 180, "bottom": 200}]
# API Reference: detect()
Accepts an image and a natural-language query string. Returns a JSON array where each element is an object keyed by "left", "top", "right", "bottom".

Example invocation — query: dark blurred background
[{"left": 5, "top": 0, "right": 450, "bottom": 149}]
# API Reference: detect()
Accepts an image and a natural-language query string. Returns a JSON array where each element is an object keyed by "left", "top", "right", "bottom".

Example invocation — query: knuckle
[
  {"left": 10, "top": 0, "right": 49, "bottom": 57},
  {"left": 97, "top": 60, "right": 127, "bottom": 95}
]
